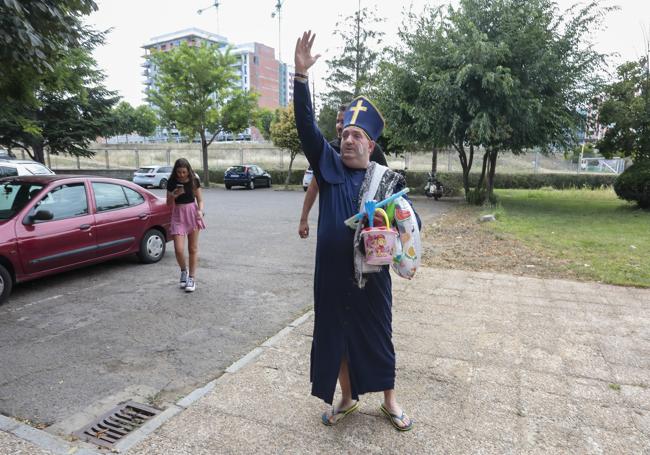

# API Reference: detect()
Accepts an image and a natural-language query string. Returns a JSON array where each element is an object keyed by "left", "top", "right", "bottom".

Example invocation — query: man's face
[
  {"left": 340, "top": 126, "right": 374, "bottom": 169},
  {"left": 335, "top": 111, "right": 345, "bottom": 138}
]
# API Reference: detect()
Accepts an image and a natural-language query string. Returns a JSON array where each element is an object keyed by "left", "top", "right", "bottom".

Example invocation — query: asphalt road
[{"left": 0, "top": 185, "right": 447, "bottom": 429}]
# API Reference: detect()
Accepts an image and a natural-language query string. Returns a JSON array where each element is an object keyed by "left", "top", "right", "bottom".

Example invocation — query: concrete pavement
[{"left": 2, "top": 267, "right": 649, "bottom": 454}]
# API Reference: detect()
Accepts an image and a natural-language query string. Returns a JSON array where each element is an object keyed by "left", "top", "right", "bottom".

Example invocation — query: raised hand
[{"left": 294, "top": 30, "right": 321, "bottom": 75}]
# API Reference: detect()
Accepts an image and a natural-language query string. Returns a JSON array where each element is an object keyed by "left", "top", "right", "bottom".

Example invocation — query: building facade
[{"left": 142, "top": 28, "right": 291, "bottom": 110}]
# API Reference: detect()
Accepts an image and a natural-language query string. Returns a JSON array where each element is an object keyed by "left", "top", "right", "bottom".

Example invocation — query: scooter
[{"left": 424, "top": 172, "right": 444, "bottom": 200}]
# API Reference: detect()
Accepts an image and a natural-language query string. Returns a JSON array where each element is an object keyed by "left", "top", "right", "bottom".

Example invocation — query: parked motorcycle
[{"left": 424, "top": 172, "right": 444, "bottom": 200}]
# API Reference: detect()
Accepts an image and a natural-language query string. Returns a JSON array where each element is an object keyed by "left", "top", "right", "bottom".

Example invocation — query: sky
[{"left": 87, "top": 0, "right": 649, "bottom": 106}]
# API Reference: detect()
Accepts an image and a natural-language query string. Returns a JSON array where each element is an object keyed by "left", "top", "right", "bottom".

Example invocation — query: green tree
[
  {"left": 270, "top": 106, "right": 302, "bottom": 185},
  {"left": 133, "top": 105, "right": 158, "bottom": 138},
  {"left": 316, "top": 104, "right": 338, "bottom": 142},
  {"left": 110, "top": 101, "right": 137, "bottom": 142},
  {"left": 597, "top": 57, "right": 650, "bottom": 163},
  {"left": 0, "top": 43, "right": 118, "bottom": 163},
  {"left": 0, "top": 0, "right": 100, "bottom": 133},
  {"left": 147, "top": 42, "right": 258, "bottom": 185},
  {"left": 323, "top": 6, "right": 385, "bottom": 107},
  {"left": 255, "top": 108, "right": 276, "bottom": 141},
  {"left": 379, "top": 0, "right": 611, "bottom": 204}
]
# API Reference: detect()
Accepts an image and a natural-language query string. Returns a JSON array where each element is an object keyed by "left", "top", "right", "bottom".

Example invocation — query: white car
[
  {"left": 0, "top": 159, "right": 55, "bottom": 177},
  {"left": 133, "top": 165, "right": 174, "bottom": 189},
  {"left": 302, "top": 167, "right": 313, "bottom": 191},
  {"left": 133, "top": 165, "right": 201, "bottom": 189}
]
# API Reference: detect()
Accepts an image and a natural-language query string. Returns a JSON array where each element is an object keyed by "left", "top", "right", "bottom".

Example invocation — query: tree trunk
[
  {"left": 486, "top": 149, "right": 498, "bottom": 203},
  {"left": 476, "top": 149, "right": 489, "bottom": 192},
  {"left": 32, "top": 142, "right": 46, "bottom": 164},
  {"left": 200, "top": 131, "right": 210, "bottom": 187},
  {"left": 456, "top": 142, "right": 471, "bottom": 200},
  {"left": 284, "top": 152, "right": 296, "bottom": 186},
  {"left": 431, "top": 146, "right": 438, "bottom": 175}
]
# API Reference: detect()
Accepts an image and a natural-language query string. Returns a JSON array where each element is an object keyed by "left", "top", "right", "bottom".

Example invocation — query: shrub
[{"left": 613, "top": 161, "right": 650, "bottom": 208}]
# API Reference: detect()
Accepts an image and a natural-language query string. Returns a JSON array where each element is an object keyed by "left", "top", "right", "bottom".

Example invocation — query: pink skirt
[{"left": 170, "top": 202, "right": 206, "bottom": 236}]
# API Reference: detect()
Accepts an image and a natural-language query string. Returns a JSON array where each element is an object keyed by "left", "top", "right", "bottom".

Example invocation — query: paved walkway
[{"left": 2, "top": 268, "right": 649, "bottom": 454}]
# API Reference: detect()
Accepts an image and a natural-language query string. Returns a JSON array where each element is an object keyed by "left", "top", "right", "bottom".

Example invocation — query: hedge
[
  {"left": 209, "top": 168, "right": 616, "bottom": 195},
  {"left": 614, "top": 161, "right": 650, "bottom": 208}
]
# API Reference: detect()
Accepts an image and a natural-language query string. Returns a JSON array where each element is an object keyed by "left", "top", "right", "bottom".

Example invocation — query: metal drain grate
[{"left": 72, "top": 400, "right": 161, "bottom": 449}]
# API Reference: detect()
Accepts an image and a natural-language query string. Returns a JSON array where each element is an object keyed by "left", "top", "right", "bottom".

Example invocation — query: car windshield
[
  {"left": 136, "top": 167, "right": 155, "bottom": 173},
  {"left": 0, "top": 181, "right": 45, "bottom": 220},
  {"left": 23, "top": 163, "right": 53, "bottom": 175}
]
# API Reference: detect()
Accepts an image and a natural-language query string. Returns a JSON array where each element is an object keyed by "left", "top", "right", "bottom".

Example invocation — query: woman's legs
[
  {"left": 173, "top": 235, "right": 186, "bottom": 270},
  {"left": 187, "top": 229, "right": 200, "bottom": 277}
]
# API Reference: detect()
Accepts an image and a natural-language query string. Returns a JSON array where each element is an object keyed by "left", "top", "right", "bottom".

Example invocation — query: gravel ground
[{"left": 420, "top": 200, "right": 583, "bottom": 281}]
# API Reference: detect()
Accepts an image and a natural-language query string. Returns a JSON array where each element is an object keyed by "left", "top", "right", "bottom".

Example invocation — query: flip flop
[
  {"left": 321, "top": 401, "right": 360, "bottom": 426},
  {"left": 380, "top": 403, "right": 414, "bottom": 432}
]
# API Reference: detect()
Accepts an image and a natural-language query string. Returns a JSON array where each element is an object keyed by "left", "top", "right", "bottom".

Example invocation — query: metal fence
[{"left": 14, "top": 143, "right": 622, "bottom": 175}]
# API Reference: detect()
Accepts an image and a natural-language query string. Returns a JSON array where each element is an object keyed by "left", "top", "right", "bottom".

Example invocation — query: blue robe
[{"left": 294, "top": 80, "right": 397, "bottom": 404}]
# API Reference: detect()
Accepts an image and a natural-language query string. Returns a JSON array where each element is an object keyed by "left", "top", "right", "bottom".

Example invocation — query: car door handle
[
  {"left": 79, "top": 224, "right": 91, "bottom": 230},
  {"left": 138, "top": 212, "right": 150, "bottom": 219}
]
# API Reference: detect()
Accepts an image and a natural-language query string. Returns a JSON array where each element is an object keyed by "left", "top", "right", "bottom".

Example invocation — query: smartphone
[{"left": 175, "top": 183, "right": 185, "bottom": 195}]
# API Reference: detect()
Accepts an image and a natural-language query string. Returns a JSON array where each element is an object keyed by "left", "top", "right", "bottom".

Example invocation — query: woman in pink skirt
[{"left": 166, "top": 158, "right": 206, "bottom": 292}]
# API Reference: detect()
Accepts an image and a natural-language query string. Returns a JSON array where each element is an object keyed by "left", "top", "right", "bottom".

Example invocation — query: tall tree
[
  {"left": 0, "top": 0, "right": 100, "bottom": 133},
  {"left": 597, "top": 56, "right": 650, "bottom": 163},
  {"left": 0, "top": 40, "right": 118, "bottom": 163},
  {"left": 110, "top": 101, "right": 137, "bottom": 142},
  {"left": 270, "top": 106, "right": 302, "bottom": 185},
  {"left": 323, "top": 6, "right": 385, "bottom": 107},
  {"left": 255, "top": 108, "right": 276, "bottom": 141},
  {"left": 147, "top": 42, "right": 258, "bottom": 185},
  {"left": 133, "top": 105, "right": 158, "bottom": 138},
  {"left": 379, "top": 0, "right": 611, "bottom": 203}
]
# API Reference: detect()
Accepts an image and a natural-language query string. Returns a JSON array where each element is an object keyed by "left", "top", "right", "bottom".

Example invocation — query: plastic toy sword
[{"left": 344, "top": 188, "right": 410, "bottom": 229}]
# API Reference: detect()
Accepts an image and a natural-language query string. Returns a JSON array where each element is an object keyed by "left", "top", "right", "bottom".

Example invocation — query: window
[
  {"left": 92, "top": 183, "right": 130, "bottom": 212},
  {"left": 0, "top": 166, "right": 18, "bottom": 177},
  {"left": 253, "top": 56, "right": 259, "bottom": 65},
  {"left": 34, "top": 183, "right": 88, "bottom": 221},
  {"left": 123, "top": 187, "right": 145, "bottom": 206}
]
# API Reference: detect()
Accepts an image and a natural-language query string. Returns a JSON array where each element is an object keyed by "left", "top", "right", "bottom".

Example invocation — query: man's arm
[
  {"left": 293, "top": 31, "right": 326, "bottom": 168},
  {"left": 298, "top": 178, "right": 319, "bottom": 238}
]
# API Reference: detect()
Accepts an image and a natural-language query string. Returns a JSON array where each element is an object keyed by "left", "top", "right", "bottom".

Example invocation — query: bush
[{"left": 613, "top": 161, "right": 650, "bottom": 208}]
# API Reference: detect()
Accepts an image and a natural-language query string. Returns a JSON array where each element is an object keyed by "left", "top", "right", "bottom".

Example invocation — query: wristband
[{"left": 294, "top": 72, "right": 308, "bottom": 79}]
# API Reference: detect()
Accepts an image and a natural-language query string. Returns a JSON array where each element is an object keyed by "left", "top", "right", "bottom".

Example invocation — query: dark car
[
  {"left": 0, "top": 175, "right": 172, "bottom": 304},
  {"left": 224, "top": 164, "right": 272, "bottom": 190}
]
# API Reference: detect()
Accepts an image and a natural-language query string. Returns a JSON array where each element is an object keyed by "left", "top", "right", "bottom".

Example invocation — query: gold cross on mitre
[{"left": 349, "top": 99, "right": 367, "bottom": 124}]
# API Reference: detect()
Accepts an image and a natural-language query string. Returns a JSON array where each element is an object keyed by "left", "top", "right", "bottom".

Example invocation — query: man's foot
[
  {"left": 185, "top": 277, "right": 196, "bottom": 292},
  {"left": 321, "top": 400, "right": 360, "bottom": 426},
  {"left": 380, "top": 403, "right": 413, "bottom": 431}
]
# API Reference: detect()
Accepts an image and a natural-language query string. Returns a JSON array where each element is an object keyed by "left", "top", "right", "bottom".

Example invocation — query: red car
[{"left": 0, "top": 175, "right": 172, "bottom": 304}]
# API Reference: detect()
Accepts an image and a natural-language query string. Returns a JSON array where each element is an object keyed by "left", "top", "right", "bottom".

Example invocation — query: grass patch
[{"left": 485, "top": 188, "right": 650, "bottom": 287}]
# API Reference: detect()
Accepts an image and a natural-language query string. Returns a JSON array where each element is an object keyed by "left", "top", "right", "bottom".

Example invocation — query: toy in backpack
[
  {"left": 388, "top": 196, "right": 421, "bottom": 279},
  {"left": 347, "top": 188, "right": 421, "bottom": 279},
  {"left": 360, "top": 207, "right": 397, "bottom": 266}
]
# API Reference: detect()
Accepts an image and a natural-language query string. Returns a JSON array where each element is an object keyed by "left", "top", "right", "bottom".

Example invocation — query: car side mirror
[{"left": 23, "top": 209, "right": 54, "bottom": 225}]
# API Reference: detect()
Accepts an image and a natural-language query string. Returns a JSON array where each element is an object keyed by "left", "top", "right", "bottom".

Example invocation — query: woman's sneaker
[
  {"left": 179, "top": 270, "right": 188, "bottom": 289},
  {"left": 185, "top": 277, "right": 196, "bottom": 292}
]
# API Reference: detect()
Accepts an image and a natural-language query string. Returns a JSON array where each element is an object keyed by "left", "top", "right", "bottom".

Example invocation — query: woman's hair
[{"left": 171, "top": 158, "right": 198, "bottom": 189}]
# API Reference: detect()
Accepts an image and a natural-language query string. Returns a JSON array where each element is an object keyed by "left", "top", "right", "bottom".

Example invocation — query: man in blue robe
[{"left": 293, "top": 31, "right": 413, "bottom": 431}]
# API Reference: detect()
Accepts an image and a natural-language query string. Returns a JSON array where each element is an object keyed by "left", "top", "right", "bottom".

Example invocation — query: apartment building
[{"left": 142, "top": 28, "right": 292, "bottom": 110}]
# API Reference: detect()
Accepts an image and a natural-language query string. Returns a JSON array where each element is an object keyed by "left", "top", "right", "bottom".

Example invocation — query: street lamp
[
  {"left": 271, "top": 0, "right": 285, "bottom": 63},
  {"left": 197, "top": 1, "right": 221, "bottom": 34}
]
